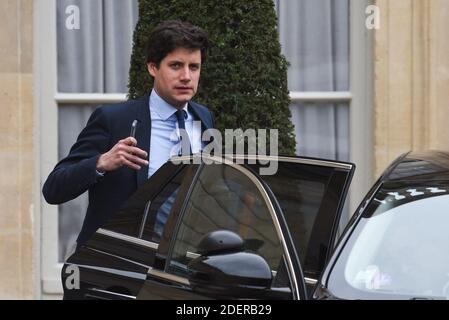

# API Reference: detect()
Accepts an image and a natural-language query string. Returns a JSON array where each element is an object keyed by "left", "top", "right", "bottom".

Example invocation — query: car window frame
[
  {"left": 160, "top": 156, "right": 305, "bottom": 300},
  {"left": 92, "top": 162, "right": 198, "bottom": 267},
  {"left": 138, "top": 164, "right": 199, "bottom": 243},
  {"left": 244, "top": 156, "right": 354, "bottom": 283}
]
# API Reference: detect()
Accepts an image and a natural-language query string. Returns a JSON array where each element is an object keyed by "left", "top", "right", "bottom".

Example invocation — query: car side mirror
[{"left": 187, "top": 230, "right": 272, "bottom": 299}]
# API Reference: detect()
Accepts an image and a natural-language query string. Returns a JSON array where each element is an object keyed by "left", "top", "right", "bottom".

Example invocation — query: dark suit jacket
[{"left": 42, "top": 93, "right": 214, "bottom": 246}]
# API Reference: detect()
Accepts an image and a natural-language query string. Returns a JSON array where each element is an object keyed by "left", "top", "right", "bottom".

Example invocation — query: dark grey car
[{"left": 314, "top": 151, "right": 449, "bottom": 300}]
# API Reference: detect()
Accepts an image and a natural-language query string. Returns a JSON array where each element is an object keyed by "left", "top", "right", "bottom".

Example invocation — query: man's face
[{"left": 147, "top": 47, "right": 201, "bottom": 109}]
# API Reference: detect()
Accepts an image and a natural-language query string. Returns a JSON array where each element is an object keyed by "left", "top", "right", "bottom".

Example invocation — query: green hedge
[{"left": 128, "top": 0, "right": 296, "bottom": 155}]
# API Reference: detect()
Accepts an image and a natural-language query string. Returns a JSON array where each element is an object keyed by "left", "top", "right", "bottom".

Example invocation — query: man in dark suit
[{"left": 43, "top": 20, "right": 213, "bottom": 248}]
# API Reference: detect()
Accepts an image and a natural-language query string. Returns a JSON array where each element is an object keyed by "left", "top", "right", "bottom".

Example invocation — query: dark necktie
[{"left": 176, "top": 109, "right": 192, "bottom": 155}]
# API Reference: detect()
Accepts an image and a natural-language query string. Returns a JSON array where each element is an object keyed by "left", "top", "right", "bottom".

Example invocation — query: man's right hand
[{"left": 96, "top": 137, "right": 148, "bottom": 172}]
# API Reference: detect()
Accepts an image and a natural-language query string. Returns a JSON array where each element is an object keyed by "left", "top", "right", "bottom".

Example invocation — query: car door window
[
  {"left": 140, "top": 165, "right": 199, "bottom": 243},
  {"left": 166, "top": 163, "right": 288, "bottom": 287},
  {"left": 249, "top": 161, "right": 352, "bottom": 280},
  {"left": 101, "top": 163, "right": 196, "bottom": 241}
]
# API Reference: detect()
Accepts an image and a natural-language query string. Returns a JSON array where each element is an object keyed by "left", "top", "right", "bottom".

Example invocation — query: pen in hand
[
  {"left": 130, "top": 119, "right": 138, "bottom": 142},
  {"left": 96, "top": 119, "right": 148, "bottom": 172}
]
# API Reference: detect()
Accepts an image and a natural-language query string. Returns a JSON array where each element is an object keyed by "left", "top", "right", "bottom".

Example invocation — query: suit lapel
[
  {"left": 188, "top": 102, "right": 213, "bottom": 131},
  {"left": 135, "top": 93, "right": 151, "bottom": 187}
]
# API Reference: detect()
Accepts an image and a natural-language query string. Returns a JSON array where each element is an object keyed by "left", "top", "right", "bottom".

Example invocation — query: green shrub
[{"left": 128, "top": 0, "right": 296, "bottom": 155}]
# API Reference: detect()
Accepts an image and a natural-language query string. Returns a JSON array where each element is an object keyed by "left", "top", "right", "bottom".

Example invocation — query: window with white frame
[
  {"left": 37, "top": 0, "right": 138, "bottom": 295},
  {"left": 276, "top": 0, "right": 350, "bottom": 161},
  {"left": 275, "top": 0, "right": 351, "bottom": 232},
  {"left": 37, "top": 0, "right": 372, "bottom": 295},
  {"left": 56, "top": 0, "right": 138, "bottom": 262},
  {"left": 275, "top": 0, "right": 374, "bottom": 231}
]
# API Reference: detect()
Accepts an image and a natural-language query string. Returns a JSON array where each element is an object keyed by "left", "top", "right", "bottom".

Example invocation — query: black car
[
  {"left": 315, "top": 151, "right": 449, "bottom": 300},
  {"left": 62, "top": 151, "right": 449, "bottom": 300}
]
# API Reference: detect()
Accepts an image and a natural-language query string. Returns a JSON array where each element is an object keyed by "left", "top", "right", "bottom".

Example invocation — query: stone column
[
  {"left": 374, "top": 0, "right": 449, "bottom": 176},
  {"left": 0, "top": 0, "right": 34, "bottom": 299}
]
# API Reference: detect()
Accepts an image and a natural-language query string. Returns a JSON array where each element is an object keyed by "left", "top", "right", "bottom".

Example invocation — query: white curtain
[
  {"left": 277, "top": 0, "right": 350, "bottom": 161},
  {"left": 57, "top": 0, "right": 138, "bottom": 260},
  {"left": 57, "top": 0, "right": 138, "bottom": 93},
  {"left": 290, "top": 103, "right": 349, "bottom": 161}
]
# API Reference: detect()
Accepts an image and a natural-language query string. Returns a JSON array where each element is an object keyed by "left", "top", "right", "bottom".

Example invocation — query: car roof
[{"left": 380, "top": 150, "right": 449, "bottom": 183}]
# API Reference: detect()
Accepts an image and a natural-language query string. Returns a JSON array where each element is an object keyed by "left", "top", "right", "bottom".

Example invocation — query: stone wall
[
  {"left": 374, "top": 0, "right": 449, "bottom": 176},
  {"left": 0, "top": 0, "right": 34, "bottom": 299}
]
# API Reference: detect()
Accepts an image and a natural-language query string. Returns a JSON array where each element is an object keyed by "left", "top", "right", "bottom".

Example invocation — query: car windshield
[{"left": 328, "top": 184, "right": 449, "bottom": 300}]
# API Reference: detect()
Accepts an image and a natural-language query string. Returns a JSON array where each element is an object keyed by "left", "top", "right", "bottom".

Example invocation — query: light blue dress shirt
[{"left": 147, "top": 89, "right": 203, "bottom": 178}]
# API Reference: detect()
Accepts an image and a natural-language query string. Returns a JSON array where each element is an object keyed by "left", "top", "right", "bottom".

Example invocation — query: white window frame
[
  {"left": 284, "top": 0, "right": 374, "bottom": 214},
  {"left": 34, "top": 0, "right": 373, "bottom": 297},
  {"left": 348, "top": 0, "right": 374, "bottom": 212},
  {"left": 34, "top": 0, "right": 130, "bottom": 297}
]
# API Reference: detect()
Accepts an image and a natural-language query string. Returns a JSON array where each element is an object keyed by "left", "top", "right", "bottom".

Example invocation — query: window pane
[
  {"left": 289, "top": 103, "right": 349, "bottom": 161},
  {"left": 58, "top": 104, "right": 95, "bottom": 261},
  {"left": 140, "top": 166, "right": 195, "bottom": 243},
  {"left": 249, "top": 160, "right": 352, "bottom": 280},
  {"left": 329, "top": 187, "right": 449, "bottom": 299},
  {"left": 56, "top": 0, "right": 138, "bottom": 93},
  {"left": 168, "top": 164, "right": 285, "bottom": 281},
  {"left": 277, "top": 0, "right": 349, "bottom": 91},
  {"left": 101, "top": 163, "right": 195, "bottom": 240},
  {"left": 249, "top": 162, "right": 328, "bottom": 277}
]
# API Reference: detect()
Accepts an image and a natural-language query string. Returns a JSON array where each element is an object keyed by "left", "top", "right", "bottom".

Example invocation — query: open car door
[
  {"left": 136, "top": 155, "right": 354, "bottom": 300},
  {"left": 246, "top": 156, "right": 355, "bottom": 296},
  {"left": 62, "top": 161, "right": 198, "bottom": 299},
  {"left": 62, "top": 155, "right": 353, "bottom": 300}
]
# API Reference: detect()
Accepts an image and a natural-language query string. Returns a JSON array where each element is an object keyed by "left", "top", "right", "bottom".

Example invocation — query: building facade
[{"left": 1, "top": 0, "right": 448, "bottom": 299}]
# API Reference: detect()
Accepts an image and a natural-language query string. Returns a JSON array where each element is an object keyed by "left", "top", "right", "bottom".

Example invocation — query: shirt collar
[{"left": 149, "top": 89, "right": 188, "bottom": 121}]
